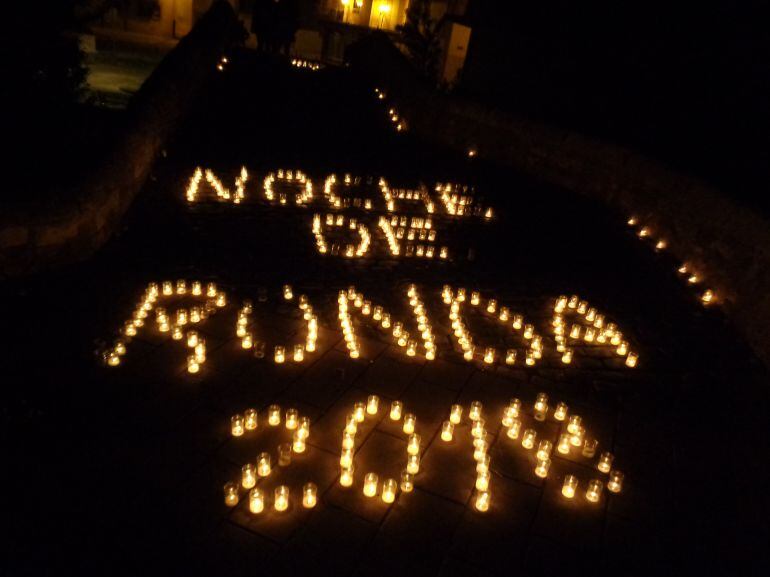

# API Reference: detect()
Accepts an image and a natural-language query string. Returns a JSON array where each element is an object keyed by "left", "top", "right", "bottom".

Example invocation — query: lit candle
[
  {"left": 340, "top": 465, "right": 354, "bottom": 487},
  {"left": 476, "top": 454, "right": 490, "bottom": 475},
  {"left": 534, "top": 392, "right": 548, "bottom": 421},
  {"left": 535, "top": 457, "right": 551, "bottom": 478},
  {"left": 471, "top": 418, "right": 486, "bottom": 439},
  {"left": 441, "top": 421, "right": 454, "bottom": 442},
  {"left": 340, "top": 448, "right": 354, "bottom": 468},
  {"left": 562, "top": 475, "right": 578, "bottom": 499},
  {"left": 505, "top": 349, "right": 517, "bottom": 365},
  {"left": 597, "top": 451, "right": 614, "bottom": 473},
  {"left": 400, "top": 470, "right": 414, "bottom": 492},
  {"left": 403, "top": 413, "right": 416, "bottom": 434},
  {"left": 249, "top": 487, "right": 264, "bottom": 513},
  {"left": 483, "top": 347, "right": 495, "bottom": 364},
  {"left": 293, "top": 431, "right": 306, "bottom": 453},
  {"left": 567, "top": 415, "right": 582, "bottom": 435},
  {"left": 367, "top": 395, "right": 380, "bottom": 415},
  {"left": 407, "top": 434, "right": 421, "bottom": 456},
  {"left": 283, "top": 285, "right": 293, "bottom": 300},
  {"left": 570, "top": 426, "right": 585, "bottom": 447},
  {"left": 244, "top": 408, "right": 258, "bottom": 430},
  {"left": 536, "top": 440, "right": 553, "bottom": 461},
  {"left": 582, "top": 437, "right": 598, "bottom": 458},
  {"left": 285, "top": 409, "right": 299, "bottom": 430},
  {"left": 274, "top": 485, "right": 290, "bottom": 511},
  {"left": 449, "top": 404, "right": 463, "bottom": 424},
  {"left": 342, "top": 431, "right": 355, "bottom": 450},
  {"left": 293, "top": 344, "right": 304, "bottom": 362},
  {"left": 303, "top": 482, "right": 318, "bottom": 508},
  {"left": 607, "top": 470, "right": 624, "bottom": 493},
  {"left": 625, "top": 352, "right": 638, "bottom": 368},
  {"left": 363, "top": 473, "right": 379, "bottom": 497},
  {"left": 506, "top": 419, "right": 522, "bottom": 439},
  {"left": 473, "top": 440, "right": 488, "bottom": 461},
  {"left": 561, "top": 348, "right": 573, "bottom": 364},
  {"left": 390, "top": 401, "right": 403, "bottom": 420},
  {"left": 522, "top": 429, "right": 537, "bottom": 449},
  {"left": 469, "top": 401, "right": 483, "bottom": 422},
  {"left": 242, "top": 463, "right": 257, "bottom": 489},
  {"left": 557, "top": 433, "right": 572, "bottom": 454},
  {"left": 585, "top": 479, "right": 603, "bottom": 503},
  {"left": 224, "top": 482, "right": 239, "bottom": 507},
  {"left": 298, "top": 417, "right": 310, "bottom": 439},
  {"left": 345, "top": 414, "right": 358, "bottom": 435},
  {"left": 187, "top": 355, "right": 200, "bottom": 374},
  {"left": 475, "top": 491, "right": 490, "bottom": 512},
  {"left": 382, "top": 478, "right": 398, "bottom": 503},
  {"left": 553, "top": 402, "right": 568, "bottom": 421},
  {"left": 257, "top": 452, "right": 271, "bottom": 477},
  {"left": 279, "top": 443, "right": 292, "bottom": 466},
  {"left": 352, "top": 402, "right": 366, "bottom": 423},
  {"left": 231, "top": 414, "right": 244, "bottom": 437},
  {"left": 268, "top": 405, "right": 281, "bottom": 426},
  {"left": 406, "top": 454, "right": 420, "bottom": 475}
]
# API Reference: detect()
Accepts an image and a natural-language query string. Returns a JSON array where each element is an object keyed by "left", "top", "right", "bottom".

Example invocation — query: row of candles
[
  {"left": 224, "top": 406, "right": 317, "bottom": 511},
  {"left": 104, "top": 280, "right": 227, "bottom": 368},
  {"left": 185, "top": 167, "right": 248, "bottom": 203},
  {"left": 553, "top": 295, "right": 639, "bottom": 368},
  {"left": 435, "top": 182, "right": 493, "bottom": 219},
  {"left": 392, "top": 186, "right": 436, "bottom": 214},
  {"left": 290, "top": 58, "right": 322, "bottom": 71},
  {"left": 264, "top": 169, "right": 314, "bottom": 206},
  {"left": 627, "top": 216, "right": 716, "bottom": 306},
  {"left": 311, "top": 213, "right": 371, "bottom": 257},
  {"left": 442, "top": 286, "right": 543, "bottom": 366},
  {"left": 376, "top": 217, "right": 449, "bottom": 259}
]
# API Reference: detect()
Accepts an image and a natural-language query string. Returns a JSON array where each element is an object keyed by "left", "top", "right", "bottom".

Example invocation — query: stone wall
[
  {"left": 348, "top": 34, "right": 770, "bottom": 366},
  {"left": 0, "top": 0, "right": 241, "bottom": 277}
]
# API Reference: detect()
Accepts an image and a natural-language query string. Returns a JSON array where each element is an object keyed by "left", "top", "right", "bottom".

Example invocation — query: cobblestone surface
[{"left": 2, "top": 52, "right": 768, "bottom": 576}]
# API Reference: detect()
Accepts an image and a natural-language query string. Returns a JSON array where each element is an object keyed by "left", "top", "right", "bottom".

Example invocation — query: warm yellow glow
[
  {"left": 231, "top": 414, "right": 244, "bottom": 437},
  {"left": 363, "top": 473, "right": 379, "bottom": 497},
  {"left": 562, "top": 475, "right": 578, "bottom": 498},
  {"left": 381, "top": 478, "right": 397, "bottom": 503},
  {"left": 403, "top": 413, "right": 416, "bottom": 435},
  {"left": 475, "top": 491, "right": 490, "bottom": 512},
  {"left": 607, "top": 470, "right": 624, "bottom": 493},
  {"left": 274, "top": 485, "right": 290, "bottom": 511},
  {"left": 597, "top": 451, "right": 614, "bottom": 474},
  {"left": 242, "top": 463, "right": 256, "bottom": 489},
  {"left": 249, "top": 488, "right": 264, "bottom": 513},
  {"left": 441, "top": 420, "right": 454, "bottom": 442},
  {"left": 390, "top": 400, "right": 403, "bottom": 420},
  {"left": 224, "top": 482, "right": 239, "bottom": 507},
  {"left": 449, "top": 404, "right": 463, "bottom": 424},
  {"left": 303, "top": 483, "right": 318, "bottom": 508},
  {"left": 585, "top": 479, "right": 603, "bottom": 503}
]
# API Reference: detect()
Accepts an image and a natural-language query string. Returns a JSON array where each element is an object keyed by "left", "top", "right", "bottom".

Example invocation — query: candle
[
  {"left": 582, "top": 437, "right": 598, "bottom": 458},
  {"left": 476, "top": 454, "right": 490, "bottom": 475},
  {"left": 345, "top": 414, "right": 358, "bottom": 435},
  {"left": 279, "top": 443, "right": 292, "bottom": 466},
  {"left": 473, "top": 440, "right": 488, "bottom": 461},
  {"left": 342, "top": 431, "right": 355, "bottom": 450},
  {"left": 367, "top": 395, "right": 380, "bottom": 415},
  {"left": 303, "top": 482, "right": 318, "bottom": 508},
  {"left": 407, "top": 434, "right": 421, "bottom": 455},
  {"left": 340, "top": 448, "right": 354, "bottom": 468},
  {"left": 607, "top": 470, "right": 624, "bottom": 493},
  {"left": 293, "top": 431, "right": 306, "bottom": 453},
  {"left": 562, "top": 475, "right": 578, "bottom": 499},
  {"left": 224, "top": 482, "right": 239, "bottom": 507},
  {"left": 274, "top": 345, "right": 285, "bottom": 363},
  {"left": 268, "top": 405, "right": 281, "bottom": 426},
  {"left": 522, "top": 429, "right": 537, "bottom": 449},
  {"left": 403, "top": 413, "right": 416, "bottom": 434},
  {"left": 353, "top": 402, "right": 366, "bottom": 423},
  {"left": 536, "top": 440, "right": 553, "bottom": 460},
  {"left": 298, "top": 417, "right": 310, "bottom": 439},
  {"left": 469, "top": 401, "right": 483, "bottom": 421},
  {"left": 242, "top": 463, "right": 257, "bottom": 489},
  {"left": 567, "top": 415, "right": 582, "bottom": 435},
  {"left": 570, "top": 426, "right": 585, "bottom": 447},
  {"left": 293, "top": 344, "right": 304, "bottom": 362},
  {"left": 363, "top": 473, "right": 379, "bottom": 497},
  {"left": 475, "top": 471, "right": 490, "bottom": 491},
  {"left": 244, "top": 408, "right": 258, "bottom": 430},
  {"left": 285, "top": 409, "right": 299, "bottom": 430},
  {"left": 597, "top": 451, "right": 614, "bottom": 473},
  {"left": 535, "top": 458, "right": 551, "bottom": 478},
  {"left": 257, "top": 452, "right": 271, "bottom": 477},
  {"left": 483, "top": 347, "right": 495, "bottom": 364},
  {"left": 625, "top": 352, "right": 638, "bottom": 368},
  {"left": 553, "top": 402, "right": 568, "bottom": 421},
  {"left": 441, "top": 421, "right": 454, "bottom": 442},
  {"left": 471, "top": 419, "right": 486, "bottom": 439},
  {"left": 390, "top": 401, "right": 403, "bottom": 420},
  {"left": 231, "top": 414, "right": 244, "bottom": 437},
  {"left": 400, "top": 470, "right": 414, "bottom": 492},
  {"left": 505, "top": 349, "right": 516, "bottom": 365},
  {"left": 506, "top": 419, "right": 522, "bottom": 439},
  {"left": 283, "top": 285, "right": 293, "bottom": 300},
  {"left": 406, "top": 454, "right": 420, "bottom": 475},
  {"left": 534, "top": 392, "right": 548, "bottom": 421},
  {"left": 187, "top": 355, "right": 200, "bottom": 374},
  {"left": 475, "top": 491, "right": 490, "bottom": 512},
  {"left": 382, "top": 478, "right": 398, "bottom": 503},
  {"left": 463, "top": 347, "right": 474, "bottom": 362},
  {"left": 585, "top": 479, "right": 603, "bottom": 503},
  {"left": 274, "top": 485, "right": 290, "bottom": 511},
  {"left": 561, "top": 348, "right": 573, "bottom": 364},
  {"left": 249, "top": 488, "right": 264, "bottom": 513},
  {"left": 449, "top": 404, "right": 463, "bottom": 424},
  {"left": 557, "top": 433, "right": 572, "bottom": 454},
  {"left": 340, "top": 465, "right": 354, "bottom": 487}
]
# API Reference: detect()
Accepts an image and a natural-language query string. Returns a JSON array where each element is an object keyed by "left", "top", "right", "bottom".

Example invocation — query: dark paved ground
[{"left": 2, "top": 51, "right": 769, "bottom": 576}]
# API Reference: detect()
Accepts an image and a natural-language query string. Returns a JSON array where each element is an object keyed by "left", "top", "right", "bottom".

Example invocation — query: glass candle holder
[
  {"left": 242, "top": 463, "right": 257, "bottom": 489},
  {"left": 449, "top": 404, "right": 463, "bottom": 424},
  {"left": 244, "top": 409, "right": 258, "bottom": 430},
  {"left": 441, "top": 421, "right": 454, "bottom": 442},
  {"left": 340, "top": 465, "right": 354, "bottom": 487},
  {"left": 625, "top": 352, "right": 638, "bottom": 368},
  {"left": 475, "top": 491, "right": 490, "bottom": 512},
  {"left": 283, "top": 285, "right": 293, "bottom": 300},
  {"left": 406, "top": 454, "right": 420, "bottom": 475},
  {"left": 473, "top": 440, "right": 489, "bottom": 461},
  {"left": 279, "top": 443, "right": 292, "bottom": 466},
  {"left": 298, "top": 417, "right": 310, "bottom": 439},
  {"left": 582, "top": 437, "right": 598, "bottom": 458},
  {"left": 521, "top": 429, "right": 537, "bottom": 450},
  {"left": 342, "top": 431, "right": 355, "bottom": 451},
  {"left": 293, "top": 431, "right": 306, "bottom": 453},
  {"left": 268, "top": 405, "right": 281, "bottom": 426},
  {"left": 274, "top": 485, "right": 290, "bottom": 511},
  {"left": 186, "top": 330, "right": 199, "bottom": 348},
  {"left": 567, "top": 415, "right": 582, "bottom": 435},
  {"left": 340, "top": 448, "right": 354, "bottom": 469},
  {"left": 224, "top": 482, "right": 239, "bottom": 507},
  {"left": 536, "top": 440, "right": 553, "bottom": 461},
  {"left": 471, "top": 419, "right": 486, "bottom": 439},
  {"left": 469, "top": 401, "right": 483, "bottom": 422},
  {"left": 570, "top": 426, "right": 585, "bottom": 447},
  {"left": 407, "top": 434, "right": 421, "bottom": 456},
  {"left": 231, "top": 414, "right": 244, "bottom": 437},
  {"left": 505, "top": 349, "right": 517, "bottom": 365},
  {"left": 534, "top": 393, "right": 548, "bottom": 413},
  {"left": 285, "top": 409, "right": 299, "bottom": 430},
  {"left": 257, "top": 452, "right": 271, "bottom": 477},
  {"left": 274, "top": 346, "right": 285, "bottom": 364},
  {"left": 557, "top": 433, "right": 572, "bottom": 454},
  {"left": 303, "top": 482, "right": 318, "bottom": 508},
  {"left": 562, "top": 475, "right": 578, "bottom": 499},
  {"left": 353, "top": 402, "right": 366, "bottom": 423},
  {"left": 249, "top": 488, "right": 264, "bottom": 513},
  {"left": 382, "top": 478, "right": 398, "bottom": 503},
  {"left": 476, "top": 454, "right": 490, "bottom": 475},
  {"left": 390, "top": 401, "right": 403, "bottom": 420},
  {"left": 403, "top": 413, "right": 416, "bottom": 435},
  {"left": 502, "top": 398, "right": 521, "bottom": 426},
  {"left": 475, "top": 471, "right": 490, "bottom": 491},
  {"left": 597, "top": 452, "right": 614, "bottom": 473},
  {"left": 535, "top": 457, "right": 551, "bottom": 478},
  {"left": 483, "top": 347, "right": 495, "bottom": 364},
  {"left": 463, "top": 347, "right": 475, "bottom": 362},
  {"left": 293, "top": 344, "right": 304, "bottom": 362},
  {"left": 400, "top": 470, "right": 414, "bottom": 492},
  {"left": 553, "top": 402, "right": 568, "bottom": 421},
  {"left": 187, "top": 355, "right": 200, "bottom": 374},
  {"left": 506, "top": 419, "right": 522, "bottom": 439},
  {"left": 586, "top": 479, "right": 603, "bottom": 503},
  {"left": 363, "top": 473, "right": 379, "bottom": 497},
  {"left": 367, "top": 395, "right": 380, "bottom": 415},
  {"left": 607, "top": 470, "right": 624, "bottom": 493},
  {"left": 345, "top": 414, "right": 358, "bottom": 435},
  {"left": 561, "top": 348, "right": 573, "bottom": 364}
]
